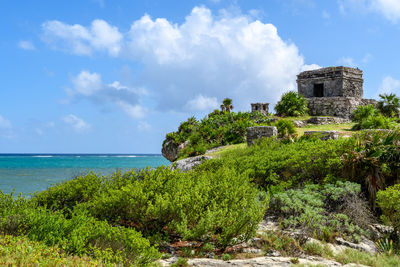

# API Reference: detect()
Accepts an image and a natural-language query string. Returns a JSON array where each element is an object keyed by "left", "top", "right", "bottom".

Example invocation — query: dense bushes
[
  {"left": 269, "top": 182, "right": 372, "bottom": 242},
  {"left": 164, "top": 110, "right": 271, "bottom": 159},
  {"left": 34, "top": 167, "right": 267, "bottom": 247},
  {"left": 274, "top": 91, "right": 309, "bottom": 117},
  {"left": 378, "top": 93, "right": 400, "bottom": 118},
  {"left": 342, "top": 130, "right": 400, "bottom": 206},
  {"left": 198, "top": 137, "right": 355, "bottom": 191},
  {"left": 377, "top": 184, "right": 400, "bottom": 238},
  {"left": 0, "top": 192, "right": 160, "bottom": 265},
  {"left": 352, "top": 104, "right": 396, "bottom": 130}
]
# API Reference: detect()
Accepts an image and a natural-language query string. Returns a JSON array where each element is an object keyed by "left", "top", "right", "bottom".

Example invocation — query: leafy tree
[
  {"left": 220, "top": 98, "right": 234, "bottom": 113},
  {"left": 275, "top": 91, "right": 308, "bottom": 117},
  {"left": 378, "top": 93, "right": 400, "bottom": 118}
]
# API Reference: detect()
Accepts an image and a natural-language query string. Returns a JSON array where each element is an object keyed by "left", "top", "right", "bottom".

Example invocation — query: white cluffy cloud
[
  {"left": 340, "top": 0, "right": 400, "bottom": 23},
  {"left": 68, "top": 70, "right": 147, "bottom": 119},
  {"left": 42, "top": 19, "right": 122, "bottom": 56},
  {"left": 63, "top": 114, "right": 91, "bottom": 132},
  {"left": 44, "top": 6, "right": 319, "bottom": 112},
  {"left": 378, "top": 76, "right": 400, "bottom": 96},
  {"left": 18, "top": 40, "right": 36, "bottom": 50}
]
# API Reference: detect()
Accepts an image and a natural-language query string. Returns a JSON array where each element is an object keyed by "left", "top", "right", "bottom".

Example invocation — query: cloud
[
  {"left": 339, "top": 0, "right": 400, "bottom": 23},
  {"left": 62, "top": 114, "right": 91, "bottom": 132},
  {"left": 0, "top": 115, "right": 12, "bottom": 129},
  {"left": 42, "top": 19, "right": 122, "bottom": 56},
  {"left": 137, "top": 121, "right": 151, "bottom": 131},
  {"left": 18, "top": 40, "right": 35, "bottom": 50},
  {"left": 44, "top": 6, "right": 319, "bottom": 112},
  {"left": 337, "top": 57, "right": 357, "bottom": 67},
  {"left": 378, "top": 76, "right": 400, "bottom": 96},
  {"left": 68, "top": 71, "right": 147, "bottom": 119},
  {"left": 185, "top": 94, "right": 218, "bottom": 111}
]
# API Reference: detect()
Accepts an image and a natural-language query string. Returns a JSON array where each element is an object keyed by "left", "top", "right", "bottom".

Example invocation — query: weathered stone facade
[
  {"left": 306, "top": 97, "right": 376, "bottom": 119},
  {"left": 247, "top": 126, "right": 277, "bottom": 146},
  {"left": 303, "top": 131, "right": 339, "bottom": 141},
  {"left": 297, "top": 66, "right": 377, "bottom": 118},
  {"left": 297, "top": 66, "right": 363, "bottom": 98},
  {"left": 251, "top": 103, "right": 269, "bottom": 116}
]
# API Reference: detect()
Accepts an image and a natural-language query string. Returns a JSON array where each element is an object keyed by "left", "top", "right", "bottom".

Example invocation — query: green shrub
[
  {"left": 33, "top": 171, "right": 104, "bottom": 212},
  {"left": 376, "top": 184, "right": 400, "bottom": 237},
  {"left": 352, "top": 104, "right": 396, "bottom": 130},
  {"left": 0, "top": 192, "right": 160, "bottom": 265},
  {"left": 36, "top": 166, "right": 267, "bottom": 247},
  {"left": 269, "top": 182, "right": 371, "bottom": 242},
  {"left": 198, "top": 137, "right": 355, "bottom": 191},
  {"left": 275, "top": 91, "right": 308, "bottom": 117},
  {"left": 222, "top": 253, "right": 231, "bottom": 261},
  {"left": 86, "top": 167, "right": 267, "bottom": 247},
  {"left": 260, "top": 231, "right": 304, "bottom": 257},
  {"left": 378, "top": 93, "right": 400, "bottom": 118},
  {"left": 343, "top": 130, "right": 400, "bottom": 206},
  {"left": 163, "top": 108, "right": 272, "bottom": 160},
  {"left": 275, "top": 119, "right": 296, "bottom": 138}
]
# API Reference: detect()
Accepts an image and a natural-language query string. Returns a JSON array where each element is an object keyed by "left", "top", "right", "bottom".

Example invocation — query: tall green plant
[
  {"left": 378, "top": 93, "right": 400, "bottom": 118},
  {"left": 275, "top": 91, "right": 308, "bottom": 117},
  {"left": 342, "top": 130, "right": 400, "bottom": 207}
]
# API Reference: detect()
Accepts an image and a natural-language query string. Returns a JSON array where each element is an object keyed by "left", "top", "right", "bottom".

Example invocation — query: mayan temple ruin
[{"left": 296, "top": 66, "right": 377, "bottom": 119}]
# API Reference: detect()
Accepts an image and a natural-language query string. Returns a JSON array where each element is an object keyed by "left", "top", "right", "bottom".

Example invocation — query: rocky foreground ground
[{"left": 157, "top": 217, "right": 382, "bottom": 267}]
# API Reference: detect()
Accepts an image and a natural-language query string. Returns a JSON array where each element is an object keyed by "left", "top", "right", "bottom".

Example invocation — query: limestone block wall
[
  {"left": 307, "top": 97, "right": 376, "bottom": 119},
  {"left": 251, "top": 103, "right": 269, "bottom": 116},
  {"left": 297, "top": 67, "right": 363, "bottom": 98},
  {"left": 247, "top": 126, "right": 277, "bottom": 146}
]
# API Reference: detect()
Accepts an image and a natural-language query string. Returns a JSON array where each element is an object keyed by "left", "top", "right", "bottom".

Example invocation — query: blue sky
[{"left": 1, "top": 0, "right": 400, "bottom": 153}]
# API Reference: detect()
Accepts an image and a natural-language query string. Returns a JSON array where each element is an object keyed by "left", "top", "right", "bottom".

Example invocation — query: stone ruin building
[
  {"left": 251, "top": 103, "right": 269, "bottom": 116},
  {"left": 297, "top": 66, "right": 377, "bottom": 119}
]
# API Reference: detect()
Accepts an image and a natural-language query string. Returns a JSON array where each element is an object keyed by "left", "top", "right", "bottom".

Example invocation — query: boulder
[
  {"left": 307, "top": 116, "right": 351, "bottom": 125},
  {"left": 247, "top": 126, "right": 278, "bottom": 146},
  {"left": 171, "top": 155, "right": 212, "bottom": 172},
  {"left": 303, "top": 131, "right": 339, "bottom": 140},
  {"left": 162, "top": 140, "right": 188, "bottom": 162},
  {"left": 292, "top": 120, "right": 307, "bottom": 127}
]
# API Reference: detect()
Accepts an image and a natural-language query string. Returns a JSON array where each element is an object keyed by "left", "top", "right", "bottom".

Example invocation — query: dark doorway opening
[{"left": 313, "top": 83, "right": 324, "bottom": 97}]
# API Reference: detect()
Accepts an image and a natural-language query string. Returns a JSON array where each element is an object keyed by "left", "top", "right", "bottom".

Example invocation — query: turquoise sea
[{"left": 0, "top": 154, "right": 169, "bottom": 195}]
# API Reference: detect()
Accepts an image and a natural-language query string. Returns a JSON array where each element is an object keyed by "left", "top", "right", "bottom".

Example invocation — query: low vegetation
[
  {"left": 163, "top": 109, "right": 270, "bottom": 159},
  {"left": 3, "top": 93, "right": 400, "bottom": 265}
]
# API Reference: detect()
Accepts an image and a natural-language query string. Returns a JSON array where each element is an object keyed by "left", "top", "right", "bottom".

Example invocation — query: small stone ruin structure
[
  {"left": 247, "top": 126, "right": 277, "bottom": 146},
  {"left": 251, "top": 103, "right": 269, "bottom": 116},
  {"left": 297, "top": 66, "right": 377, "bottom": 119}
]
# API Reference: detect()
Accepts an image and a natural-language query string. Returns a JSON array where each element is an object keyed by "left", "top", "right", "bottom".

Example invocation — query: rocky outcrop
[
  {"left": 162, "top": 140, "right": 188, "bottom": 162},
  {"left": 247, "top": 126, "right": 278, "bottom": 146},
  {"left": 307, "top": 116, "right": 351, "bottom": 125},
  {"left": 171, "top": 155, "right": 212, "bottom": 172},
  {"left": 158, "top": 256, "right": 362, "bottom": 267},
  {"left": 303, "top": 131, "right": 339, "bottom": 140}
]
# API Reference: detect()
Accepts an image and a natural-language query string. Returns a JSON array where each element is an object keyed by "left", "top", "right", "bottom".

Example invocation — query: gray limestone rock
[
  {"left": 303, "top": 131, "right": 339, "bottom": 140},
  {"left": 247, "top": 126, "right": 278, "bottom": 146},
  {"left": 307, "top": 116, "right": 351, "bottom": 125},
  {"left": 171, "top": 155, "right": 212, "bottom": 172},
  {"left": 162, "top": 140, "right": 188, "bottom": 162}
]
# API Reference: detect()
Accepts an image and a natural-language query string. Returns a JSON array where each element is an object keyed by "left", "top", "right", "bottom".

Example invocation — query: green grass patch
[{"left": 297, "top": 123, "right": 356, "bottom": 136}]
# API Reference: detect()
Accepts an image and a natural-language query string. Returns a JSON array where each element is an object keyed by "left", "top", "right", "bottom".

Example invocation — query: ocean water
[{"left": 0, "top": 154, "right": 169, "bottom": 195}]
